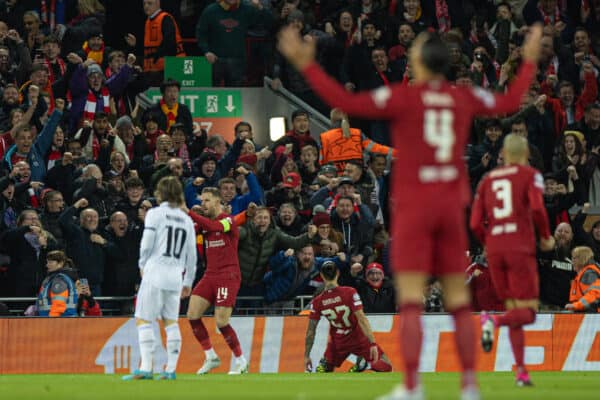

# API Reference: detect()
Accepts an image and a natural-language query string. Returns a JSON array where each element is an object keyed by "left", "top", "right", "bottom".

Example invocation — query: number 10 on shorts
[{"left": 217, "top": 287, "right": 228, "bottom": 301}]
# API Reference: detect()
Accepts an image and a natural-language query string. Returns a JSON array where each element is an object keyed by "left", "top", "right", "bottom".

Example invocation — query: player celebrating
[
  {"left": 305, "top": 261, "right": 392, "bottom": 373},
  {"left": 186, "top": 187, "right": 247, "bottom": 375},
  {"left": 277, "top": 22, "right": 543, "bottom": 399},
  {"left": 470, "top": 134, "right": 555, "bottom": 386},
  {"left": 123, "top": 176, "right": 197, "bottom": 381}
]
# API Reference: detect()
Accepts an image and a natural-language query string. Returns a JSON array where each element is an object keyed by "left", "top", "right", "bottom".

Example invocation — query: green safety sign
[
  {"left": 145, "top": 89, "right": 243, "bottom": 118},
  {"left": 164, "top": 57, "right": 212, "bottom": 87}
]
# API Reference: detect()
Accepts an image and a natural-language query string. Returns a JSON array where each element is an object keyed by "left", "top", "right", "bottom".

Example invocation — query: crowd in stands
[{"left": 1, "top": 0, "right": 600, "bottom": 315}]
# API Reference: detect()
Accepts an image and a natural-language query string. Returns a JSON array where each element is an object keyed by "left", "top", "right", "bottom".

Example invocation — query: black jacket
[
  {"left": 346, "top": 276, "right": 396, "bottom": 314},
  {"left": 102, "top": 224, "right": 142, "bottom": 296}
]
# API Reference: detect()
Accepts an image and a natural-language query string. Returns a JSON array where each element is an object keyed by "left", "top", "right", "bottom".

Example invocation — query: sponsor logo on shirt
[{"left": 207, "top": 239, "right": 225, "bottom": 248}]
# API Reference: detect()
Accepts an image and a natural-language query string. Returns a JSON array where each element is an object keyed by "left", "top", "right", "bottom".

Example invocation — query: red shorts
[
  {"left": 324, "top": 333, "right": 384, "bottom": 367},
  {"left": 486, "top": 252, "right": 539, "bottom": 300},
  {"left": 192, "top": 276, "right": 240, "bottom": 308},
  {"left": 391, "top": 197, "right": 467, "bottom": 276}
]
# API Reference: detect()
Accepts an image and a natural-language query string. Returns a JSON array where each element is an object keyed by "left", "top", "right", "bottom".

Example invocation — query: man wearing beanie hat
[{"left": 345, "top": 262, "right": 396, "bottom": 314}]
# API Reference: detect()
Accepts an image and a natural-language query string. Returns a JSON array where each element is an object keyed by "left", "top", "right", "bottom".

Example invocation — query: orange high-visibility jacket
[
  {"left": 144, "top": 11, "right": 185, "bottom": 72},
  {"left": 569, "top": 263, "right": 600, "bottom": 312},
  {"left": 319, "top": 127, "right": 395, "bottom": 172}
]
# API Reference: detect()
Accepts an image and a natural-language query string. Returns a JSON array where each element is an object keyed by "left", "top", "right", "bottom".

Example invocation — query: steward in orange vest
[
  {"left": 319, "top": 109, "right": 396, "bottom": 173},
  {"left": 567, "top": 246, "right": 600, "bottom": 312},
  {"left": 144, "top": 8, "right": 185, "bottom": 73}
]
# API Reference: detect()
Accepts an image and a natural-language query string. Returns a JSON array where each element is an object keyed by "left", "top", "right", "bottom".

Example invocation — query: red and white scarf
[
  {"left": 43, "top": 57, "right": 66, "bottom": 84},
  {"left": 83, "top": 87, "right": 110, "bottom": 122},
  {"left": 435, "top": 0, "right": 450, "bottom": 33},
  {"left": 41, "top": 0, "right": 56, "bottom": 30},
  {"left": 539, "top": 3, "right": 561, "bottom": 25}
]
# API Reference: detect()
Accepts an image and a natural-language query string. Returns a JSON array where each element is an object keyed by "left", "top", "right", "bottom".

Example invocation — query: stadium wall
[{"left": 1, "top": 314, "right": 599, "bottom": 374}]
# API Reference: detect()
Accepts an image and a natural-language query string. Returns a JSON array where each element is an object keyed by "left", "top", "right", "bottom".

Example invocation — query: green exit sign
[
  {"left": 164, "top": 57, "right": 212, "bottom": 87},
  {"left": 145, "top": 89, "right": 243, "bottom": 118}
]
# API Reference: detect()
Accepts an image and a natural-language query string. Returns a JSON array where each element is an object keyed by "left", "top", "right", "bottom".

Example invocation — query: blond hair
[
  {"left": 77, "top": 0, "right": 105, "bottom": 16},
  {"left": 154, "top": 176, "right": 184, "bottom": 205}
]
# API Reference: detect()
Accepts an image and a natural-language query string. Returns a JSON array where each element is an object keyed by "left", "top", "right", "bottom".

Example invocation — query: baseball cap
[
  {"left": 338, "top": 177, "right": 354, "bottom": 186},
  {"left": 319, "top": 164, "right": 337, "bottom": 176},
  {"left": 282, "top": 172, "right": 301, "bottom": 189}
]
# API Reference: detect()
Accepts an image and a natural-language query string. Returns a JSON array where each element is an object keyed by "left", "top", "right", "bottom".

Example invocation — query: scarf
[
  {"left": 435, "top": 0, "right": 450, "bottom": 32},
  {"left": 41, "top": 0, "right": 56, "bottom": 30},
  {"left": 83, "top": 41, "right": 105, "bottom": 65},
  {"left": 539, "top": 4, "right": 561, "bottom": 25},
  {"left": 377, "top": 70, "right": 390, "bottom": 86},
  {"left": 43, "top": 57, "right": 65, "bottom": 84},
  {"left": 160, "top": 99, "right": 178, "bottom": 131},
  {"left": 83, "top": 86, "right": 110, "bottom": 122},
  {"left": 177, "top": 143, "right": 191, "bottom": 171}
]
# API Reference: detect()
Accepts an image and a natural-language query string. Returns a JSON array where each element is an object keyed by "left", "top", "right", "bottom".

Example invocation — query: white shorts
[{"left": 134, "top": 280, "right": 181, "bottom": 321}]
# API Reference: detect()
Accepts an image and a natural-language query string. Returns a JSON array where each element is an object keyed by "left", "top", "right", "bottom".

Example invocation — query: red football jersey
[
  {"left": 309, "top": 286, "right": 364, "bottom": 343},
  {"left": 302, "top": 62, "right": 536, "bottom": 205},
  {"left": 470, "top": 164, "right": 551, "bottom": 255},
  {"left": 188, "top": 211, "right": 240, "bottom": 279}
]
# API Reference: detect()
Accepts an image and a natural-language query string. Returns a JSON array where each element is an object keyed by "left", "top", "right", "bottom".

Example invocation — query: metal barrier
[{"left": 0, "top": 295, "right": 315, "bottom": 316}]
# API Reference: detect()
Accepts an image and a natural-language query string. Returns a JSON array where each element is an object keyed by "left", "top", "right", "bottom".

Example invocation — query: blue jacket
[
  {"left": 263, "top": 251, "right": 345, "bottom": 304},
  {"left": 3, "top": 110, "right": 62, "bottom": 182},
  {"left": 37, "top": 271, "right": 78, "bottom": 317}
]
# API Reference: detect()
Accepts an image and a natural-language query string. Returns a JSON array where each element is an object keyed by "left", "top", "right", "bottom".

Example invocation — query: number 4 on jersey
[{"left": 424, "top": 109, "right": 455, "bottom": 163}]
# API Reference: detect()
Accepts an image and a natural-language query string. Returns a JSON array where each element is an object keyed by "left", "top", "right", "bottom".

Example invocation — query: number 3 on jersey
[
  {"left": 424, "top": 109, "right": 455, "bottom": 163},
  {"left": 492, "top": 179, "right": 513, "bottom": 219}
]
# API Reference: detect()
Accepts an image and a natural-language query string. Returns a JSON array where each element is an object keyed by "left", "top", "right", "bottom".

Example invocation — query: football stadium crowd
[{"left": 0, "top": 0, "right": 600, "bottom": 316}]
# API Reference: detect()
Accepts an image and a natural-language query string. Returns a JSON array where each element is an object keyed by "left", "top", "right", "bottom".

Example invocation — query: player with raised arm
[
  {"left": 470, "top": 134, "right": 555, "bottom": 386},
  {"left": 123, "top": 176, "right": 196, "bottom": 381},
  {"left": 186, "top": 187, "right": 248, "bottom": 375},
  {"left": 305, "top": 261, "right": 392, "bottom": 373},
  {"left": 277, "top": 22, "right": 543, "bottom": 400}
]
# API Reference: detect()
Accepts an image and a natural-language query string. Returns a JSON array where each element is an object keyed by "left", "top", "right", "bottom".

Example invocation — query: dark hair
[
  {"left": 201, "top": 186, "right": 222, "bottom": 200},
  {"left": 43, "top": 35, "right": 61, "bottom": 45},
  {"left": 160, "top": 79, "right": 181, "bottom": 95},
  {"left": 94, "top": 111, "right": 109, "bottom": 120},
  {"left": 585, "top": 102, "right": 600, "bottom": 112},
  {"left": 46, "top": 250, "right": 74, "bottom": 268},
  {"left": 369, "top": 153, "right": 387, "bottom": 164},
  {"left": 125, "top": 177, "right": 144, "bottom": 189},
  {"left": 30, "top": 63, "right": 48, "bottom": 74},
  {"left": 291, "top": 109, "right": 309, "bottom": 121},
  {"left": 496, "top": 1, "right": 511, "bottom": 12},
  {"left": 42, "top": 190, "right": 62, "bottom": 209},
  {"left": 511, "top": 118, "right": 527, "bottom": 128},
  {"left": 235, "top": 121, "right": 252, "bottom": 133},
  {"left": 336, "top": 195, "right": 355, "bottom": 205},
  {"left": 320, "top": 261, "right": 338, "bottom": 281},
  {"left": 169, "top": 123, "right": 186, "bottom": 135},
  {"left": 558, "top": 81, "right": 574, "bottom": 91},
  {"left": 420, "top": 33, "right": 450, "bottom": 75}
]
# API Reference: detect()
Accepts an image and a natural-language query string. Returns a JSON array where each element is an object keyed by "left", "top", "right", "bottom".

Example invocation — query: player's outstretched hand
[
  {"left": 539, "top": 236, "right": 556, "bottom": 252},
  {"left": 181, "top": 286, "right": 191, "bottom": 299},
  {"left": 369, "top": 343, "right": 379, "bottom": 362},
  {"left": 304, "top": 356, "right": 313, "bottom": 373},
  {"left": 522, "top": 23, "right": 543, "bottom": 64},
  {"left": 277, "top": 26, "right": 316, "bottom": 71}
]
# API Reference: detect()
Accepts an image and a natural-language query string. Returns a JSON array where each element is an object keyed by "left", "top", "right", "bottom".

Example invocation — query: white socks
[
  {"left": 137, "top": 324, "right": 155, "bottom": 372},
  {"left": 205, "top": 347, "right": 218, "bottom": 360},
  {"left": 165, "top": 324, "right": 182, "bottom": 373}
]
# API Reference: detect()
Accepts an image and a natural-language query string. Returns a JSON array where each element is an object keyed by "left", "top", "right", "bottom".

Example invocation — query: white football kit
[{"left": 135, "top": 203, "right": 197, "bottom": 321}]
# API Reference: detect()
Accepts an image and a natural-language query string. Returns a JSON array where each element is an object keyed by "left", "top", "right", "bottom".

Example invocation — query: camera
[{"left": 475, "top": 53, "right": 484, "bottom": 62}]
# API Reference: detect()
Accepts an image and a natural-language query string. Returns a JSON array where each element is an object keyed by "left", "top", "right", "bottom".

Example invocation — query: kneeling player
[{"left": 304, "top": 261, "right": 392, "bottom": 373}]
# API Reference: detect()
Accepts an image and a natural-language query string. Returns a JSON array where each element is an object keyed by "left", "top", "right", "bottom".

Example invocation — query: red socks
[
  {"left": 509, "top": 326, "right": 525, "bottom": 368},
  {"left": 451, "top": 305, "right": 477, "bottom": 388},
  {"left": 399, "top": 303, "right": 422, "bottom": 390},
  {"left": 189, "top": 319, "right": 213, "bottom": 350},
  {"left": 219, "top": 324, "right": 242, "bottom": 357},
  {"left": 495, "top": 308, "right": 535, "bottom": 328}
]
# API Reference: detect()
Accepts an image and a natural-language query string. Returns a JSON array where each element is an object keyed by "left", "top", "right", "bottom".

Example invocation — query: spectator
[
  {"left": 568, "top": 102, "right": 600, "bottom": 149},
  {"left": 40, "top": 190, "right": 66, "bottom": 249},
  {"left": 465, "top": 253, "right": 504, "bottom": 312},
  {"left": 142, "top": 79, "right": 193, "bottom": 138},
  {"left": 237, "top": 206, "right": 316, "bottom": 297},
  {"left": 196, "top": 0, "right": 273, "bottom": 86},
  {"left": 75, "top": 112, "right": 127, "bottom": 163},
  {"left": 42, "top": 36, "right": 66, "bottom": 85},
  {"left": 266, "top": 171, "right": 310, "bottom": 214},
  {"left": 59, "top": 197, "right": 116, "bottom": 296},
  {"left": 468, "top": 118, "right": 504, "bottom": 189},
  {"left": 0, "top": 209, "right": 56, "bottom": 297},
  {"left": 572, "top": 203, "right": 600, "bottom": 259},
  {"left": 298, "top": 143, "right": 319, "bottom": 190},
  {"left": 0, "top": 175, "right": 17, "bottom": 231},
  {"left": 219, "top": 166, "right": 263, "bottom": 215},
  {"left": 310, "top": 210, "right": 344, "bottom": 256},
  {"left": 388, "top": 22, "right": 415, "bottom": 64},
  {"left": 345, "top": 262, "right": 396, "bottom": 314},
  {"left": 369, "top": 153, "right": 389, "bottom": 225},
  {"left": 274, "top": 203, "right": 306, "bottom": 236},
  {"left": 75, "top": 278, "right": 102, "bottom": 316},
  {"left": 263, "top": 245, "right": 344, "bottom": 308},
  {"left": 342, "top": 160, "right": 379, "bottom": 217},
  {"left": 67, "top": 52, "right": 135, "bottom": 133},
  {"left": 510, "top": 119, "right": 545, "bottom": 172},
  {"left": 0, "top": 29, "right": 32, "bottom": 87},
  {"left": 61, "top": 0, "right": 106, "bottom": 55},
  {"left": 102, "top": 211, "right": 142, "bottom": 306},
  {"left": 114, "top": 177, "right": 147, "bottom": 228},
  {"left": 565, "top": 245, "right": 600, "bottom": 312},
  {"left": 538, "top": 222, "right": 576, "bottom": 310},
  {"left": 542, "top": 171, "right": 585, "bottom": 230},
  {"left": 73, "top": 163, "right": 112, "bottom": 223},
  {"left": 330, "top": 195, "right": 374, "bottom": 269}
]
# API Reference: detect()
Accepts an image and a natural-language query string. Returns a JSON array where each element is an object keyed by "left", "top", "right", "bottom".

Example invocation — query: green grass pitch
[{"left": 1, "top": 372, "right": 598, "bottom": 399}]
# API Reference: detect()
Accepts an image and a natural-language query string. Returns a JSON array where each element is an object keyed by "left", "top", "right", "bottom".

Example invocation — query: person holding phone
[{"left": 76, "top": 278, "right": 102, "bottom": 316}]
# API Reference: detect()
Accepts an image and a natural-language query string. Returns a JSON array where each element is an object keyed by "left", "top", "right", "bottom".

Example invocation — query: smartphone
[{"left": 79, "top": 278, "right": 89, "bottom": 287}]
